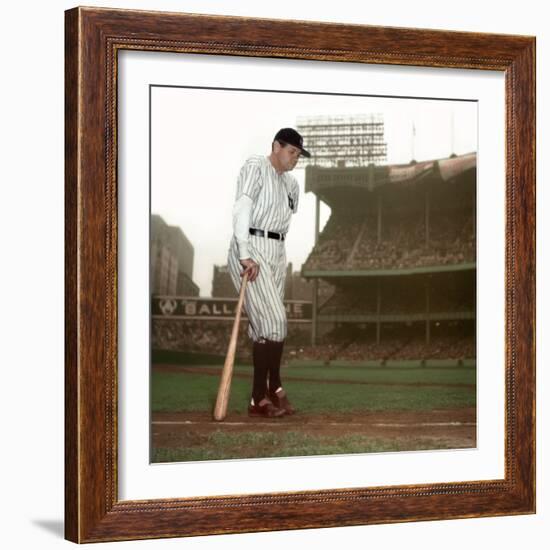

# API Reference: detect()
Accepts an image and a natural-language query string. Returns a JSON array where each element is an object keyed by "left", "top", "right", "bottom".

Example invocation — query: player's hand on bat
[{"left": 239, "top": 258, "right": 259, "bottom": 282}]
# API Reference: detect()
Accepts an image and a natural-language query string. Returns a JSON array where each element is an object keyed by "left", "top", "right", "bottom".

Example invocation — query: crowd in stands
[
  {"left": 152, "top": 319, "right": 246, "bottom": 357},
  {"left": 304, "top": 213, "right": 361, "bottom": 269},
  {"left": 152, "top": 318, "right": 475, "bottom": 363},
  {"left": 319, "top": 290, "right": 376, "bottom": 315},
  {"left": 304, "top": 209, "right": 475, "bottom": 271},
  {"left": 152, "top": 319, "right": 312, "bottom": 360},
  {"left": 291, "top": 329, "right": 475, "bottom": 362},
  {"left": 318, "top": 283, "right": 474, "bottom": 316}
]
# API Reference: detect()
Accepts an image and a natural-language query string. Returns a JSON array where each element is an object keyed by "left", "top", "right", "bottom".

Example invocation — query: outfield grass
[
  {"left": 156, "top": 362, "right": 476, "bottom": 384},
  {"left": 261, "top": 364, "right": 475, "bottom": 385},
  {"left": 151, "top": 363, "right": 476, "bottom": 414}
]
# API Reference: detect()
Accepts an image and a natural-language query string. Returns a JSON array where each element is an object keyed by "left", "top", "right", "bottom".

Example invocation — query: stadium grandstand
[{"left": 297, "top": 142, "right": 476, "bottom": 363}]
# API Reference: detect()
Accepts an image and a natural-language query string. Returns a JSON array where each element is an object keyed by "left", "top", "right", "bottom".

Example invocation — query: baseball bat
[{"left": 213, "top": 271, "right": 249, "bottom": 421}]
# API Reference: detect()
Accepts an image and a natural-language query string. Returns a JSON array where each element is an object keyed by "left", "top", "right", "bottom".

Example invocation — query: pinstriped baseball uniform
[{"left": 228, "top": 155, "right": 299, "bottom": 343}]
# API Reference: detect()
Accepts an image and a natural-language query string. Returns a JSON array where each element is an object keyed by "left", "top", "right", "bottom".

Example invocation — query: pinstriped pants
[{"left": 228, "top": 234, "right": 287, "bottom": 342}]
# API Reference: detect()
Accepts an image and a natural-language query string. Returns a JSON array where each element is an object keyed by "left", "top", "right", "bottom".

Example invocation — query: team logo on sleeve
[{"left": 288, "top": 193, "right": 294, "bottom": 210}]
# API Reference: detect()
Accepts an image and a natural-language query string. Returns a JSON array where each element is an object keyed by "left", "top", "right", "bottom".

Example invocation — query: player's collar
[{"left": 265, "top": 156, "right": 285, "bottom": 178}]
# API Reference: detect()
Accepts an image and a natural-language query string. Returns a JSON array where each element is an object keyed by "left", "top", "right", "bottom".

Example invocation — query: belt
[{"left": 249, "top": 228, "right": 285, "bottom": 241}]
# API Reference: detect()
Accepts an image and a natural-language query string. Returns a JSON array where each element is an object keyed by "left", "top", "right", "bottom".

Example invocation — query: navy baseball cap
[{"left": 274, "top": 128, "right": 311, "bottom": 158}]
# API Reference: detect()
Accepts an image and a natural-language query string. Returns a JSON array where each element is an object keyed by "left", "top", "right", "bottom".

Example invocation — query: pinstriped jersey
[
  {"left": 235, "top": 155, "right": 299, "bottom": 234},
  {"left": 228, "top": 154, "right": 298, "bottom": 342}
]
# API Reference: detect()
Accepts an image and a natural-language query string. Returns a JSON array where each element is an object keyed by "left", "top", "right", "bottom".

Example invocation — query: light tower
[{"left": 296, "top": 114, "right": 387, "bottom": 168}]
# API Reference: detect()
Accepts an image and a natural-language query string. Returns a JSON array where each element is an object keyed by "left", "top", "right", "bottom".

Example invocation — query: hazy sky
[{"left": 151, "top": 86, "right": 477, "bottom": 297}]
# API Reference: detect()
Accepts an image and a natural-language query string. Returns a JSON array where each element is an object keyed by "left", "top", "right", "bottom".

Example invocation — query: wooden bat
[{"left": 213, "top": 272, "right": 249, "bottom": 421}]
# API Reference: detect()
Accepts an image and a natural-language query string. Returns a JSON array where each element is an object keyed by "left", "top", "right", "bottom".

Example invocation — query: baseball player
[{"left": 227, "top": 128, "right": 310, "bottom": 417}]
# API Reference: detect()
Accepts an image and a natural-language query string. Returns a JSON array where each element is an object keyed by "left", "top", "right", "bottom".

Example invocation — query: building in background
[
  {"left": 151, "top": 214, "right": 199, "bottom": 296},
  {"left": 211, "top": 262, "right": 332, "bottom": 303},
  {"left": 211, "top": 264, "right": 236, "bottom": 298}
]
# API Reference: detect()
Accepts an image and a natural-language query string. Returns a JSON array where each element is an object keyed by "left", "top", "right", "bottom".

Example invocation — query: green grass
[
  {"left": 279, "top": 364, "right": 475, "bottom": 385},
  {"left": 151, "top": 370, "right": 251, "bottom": 413},
  {"left": 152, "top": 349, "right": 225, "bottom": 365},
  {"left": 151, "top": 364, "right": 476, "bottom": 414},
  {"left": 157, "top": 362, "right": 476, "bottom": 385},
  {"left": 152, "top": 430, "right": 464, "bottom": 462}
]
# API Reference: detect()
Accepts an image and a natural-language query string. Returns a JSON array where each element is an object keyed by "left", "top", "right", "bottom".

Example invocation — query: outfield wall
[{"left": 288, "top": 358, "right": 476, "bottom": 369}]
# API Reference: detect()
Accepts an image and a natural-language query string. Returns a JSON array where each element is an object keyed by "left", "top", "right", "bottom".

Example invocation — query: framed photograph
[
  {"left": 65, "top": 7, "right": 535, "bottom": 542},
  {"left": 148, "top": 87, "right": 478, "bottom": 465}
]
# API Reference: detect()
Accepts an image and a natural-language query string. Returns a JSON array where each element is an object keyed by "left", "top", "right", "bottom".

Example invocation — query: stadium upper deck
[{"left": 302, "top": 152, "right": 476, "bottom": 278}]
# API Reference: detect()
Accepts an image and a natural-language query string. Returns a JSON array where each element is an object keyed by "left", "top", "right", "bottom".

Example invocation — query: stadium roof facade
[
  {"left": 303, "top": 263, "right": 476, "bottom": 278},
  {"left": 305, "top": 151, "right": 476, "bottom": 202}
]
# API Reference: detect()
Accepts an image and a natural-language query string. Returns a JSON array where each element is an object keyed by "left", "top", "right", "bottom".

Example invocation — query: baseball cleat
[{"left": 248, "top": 399, "right": 285, "bottom": 418}]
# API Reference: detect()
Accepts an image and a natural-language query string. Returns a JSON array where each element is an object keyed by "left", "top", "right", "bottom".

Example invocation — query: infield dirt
[{"left": 152, "top": 407, "right": 476, "bottom": 461}]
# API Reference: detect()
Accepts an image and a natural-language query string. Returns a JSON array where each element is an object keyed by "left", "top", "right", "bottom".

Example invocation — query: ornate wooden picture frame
[{"left": 65, "top": 6, "right": 535, "bottom": 542}]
